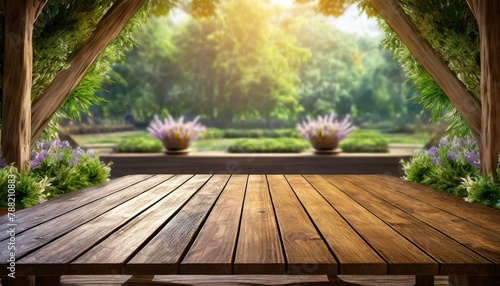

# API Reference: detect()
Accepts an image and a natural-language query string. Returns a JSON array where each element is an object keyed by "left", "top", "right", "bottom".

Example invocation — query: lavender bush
[
  {"left": 297, "top": 113, "right": 354, "bottom": 150},
  {"left": 148, "top": 115, "right": 206, "bottom": 151},
  {"left": 0, "top": 138, "right": 111, "bottom": 208},
  {"left": 401, "top": 136, "right": 500, "bottom": 208}
]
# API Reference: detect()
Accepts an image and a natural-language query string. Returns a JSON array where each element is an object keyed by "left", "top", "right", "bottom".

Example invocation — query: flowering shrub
[
  {"left": 0, "top": 138, "right": 111, "bottom": 208},
  {"left": 401, "top": 136, "right": 500, "bottom": 208},
  {"left": 148, "top": 115, "right": 206, "bottom": 150},
  {"left": 297, "top": 113, "right": 354, "bottom": 150}
]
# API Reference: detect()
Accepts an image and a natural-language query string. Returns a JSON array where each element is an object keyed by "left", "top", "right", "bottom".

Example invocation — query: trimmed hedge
[
  {"left": 227, "top": 138, "right": 310, "bottom": 153},
  {"left": 203, "top": 128, "right": 301, "bottom": 139},
  {"left": 340, "top": 130, "right": 389, "bottom": 153},
  {"left": 117, "top": 137, "right": 163, "bottom": 153}
]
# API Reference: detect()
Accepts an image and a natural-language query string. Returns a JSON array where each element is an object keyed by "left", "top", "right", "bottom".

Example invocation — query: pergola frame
[{"left": 1, "top": 0, "right": 499, "bottom": 178}]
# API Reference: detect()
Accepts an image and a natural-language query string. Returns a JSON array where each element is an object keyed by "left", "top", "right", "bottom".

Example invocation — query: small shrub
[
  {"left": 0, "top": 138, "right": 111, "bottom": 207},
  {"left": 227, "top": 138, "right": 310, "bottom": 153},
  {"left": 221, "top": 129, "right": 300, "bottom": 138},
  {"left": 117, "top": 137, "right": 163, "bottom": 153},
  {"left": 200, "top": 128, "right": 224, "bottom": 139},
  {"left": 401, "top": 136, "right": 500, "bottom": 208},
  {"left": 339, "top": 130, "right": 389, "bottom": 153}
]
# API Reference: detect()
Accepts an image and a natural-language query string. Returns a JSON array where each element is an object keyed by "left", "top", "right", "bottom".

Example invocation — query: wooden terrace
[{"left": 1, "top": 174, "right": 498, "bottom": 285}]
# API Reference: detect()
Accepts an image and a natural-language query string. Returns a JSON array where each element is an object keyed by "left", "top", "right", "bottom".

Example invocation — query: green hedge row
[
  {"left": 340, "top": 130, "right": 389, "bottom": 153},
  {"left": 117, "top": 137, "right": 163, "bottom": 153},
  {"left": 200, "top": 128, "right": 300, "bottom": 139},
  {"left": 227, "top": 138, "right": 310, "bottom": 153}
]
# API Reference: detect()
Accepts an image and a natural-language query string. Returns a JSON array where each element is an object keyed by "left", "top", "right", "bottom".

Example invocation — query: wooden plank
[
  {"left": 126, "top": 175, "right": 229, "bottom": 275},
  {"left": 233, "top": 175, "right": 285, "bottom": 274},
  {"left": 1, "top": 0, "right": 35, "bottom": 171},
  {"left": 369, "top": 0, "right": 481, "bottom": 140},
  {"left": 303, "top": 175, "right": 438, "bottom": 275},
  {"left": 363, "top": 175, "right": 500, "bottom": 235},
  {"left": 13, "top": 175, "right": 193, "bottom": 275},
  {"left": 267, "top": 175, "right": 336, "bottom": 275},
  {"left": 286, "top": 175, "right": 386, "bottom": 275},
  {"left": 0, "top": 175, "right": 153, "bottom": 239},
  {"left": 180, "top": 175, "right": 248, "bottom": 275},
  {"left": 70, "top": 174, "right": 214, "bottom": 274},
  {"left": 343, "top": 175, "right": 500, "bottom": 274},
  {"left": 0, "top": 175, "right": 169, "bottom": 272},
  {"left": 325, "top": 175, "right": 494, "bottom": 275}
]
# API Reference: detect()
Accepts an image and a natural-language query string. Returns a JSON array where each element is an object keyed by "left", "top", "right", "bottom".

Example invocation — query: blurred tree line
[{"left": 94, "top": 0, "right": 426, "bottom": 128}]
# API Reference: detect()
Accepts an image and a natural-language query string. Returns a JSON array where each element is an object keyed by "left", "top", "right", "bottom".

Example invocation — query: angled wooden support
[
  {"left": 30, "top": 0, "right": 147, "bottom": 143},
  {"left": 368, "top": 0, "right": 482, "bottom": 142}
]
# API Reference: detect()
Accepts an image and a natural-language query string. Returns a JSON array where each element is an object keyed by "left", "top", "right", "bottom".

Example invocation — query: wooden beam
[
  {"left": 369, "top": 0, "right": 482, "bottom": 141},
  {"left": 1, "top": 0, "right": 35, "bottom": 171},
  {"left": 30, "top": 0, "right": 147, "bottom": 142},
  {"left": 33, "top": 0, "right": 48, "bottom": 21},
  {"left": 472, "top": 0, "right": 500, "bottom": 178}
]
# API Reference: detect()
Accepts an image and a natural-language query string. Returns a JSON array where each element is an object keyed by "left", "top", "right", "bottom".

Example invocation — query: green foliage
[
  {"left": 401, "top": 136, "right": 484, "bottom": 199},
  {"left": 227, "top": 138, "right": 310, "bottom": 153},
  {"left": 0, "top": 166, "right": 49, "bottom": 208},
  {"left": 364, "top": 0, "right": 479, "bottom": 136},
  {"left": 339, "top": 130, "right": 389, "bottom": 153},
  {"left": 117, "top": 137, "right": 163, "bottom": 153},
  {"left": 221, "top": 129, "right": 300, "bottom": 139},
  {"left": 199, "top": 128, "right": 224, "bottom": 139},
  {"left": 0, "top": 138, "right": 111, "bottom": 206},
  {"left": 462, "top": 176, "right": 500, "bottom": 208}
]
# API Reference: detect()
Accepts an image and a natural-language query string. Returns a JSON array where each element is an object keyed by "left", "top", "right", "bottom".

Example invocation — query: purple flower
[
  {"left": 427, "top": 147, "right": 439, "bottom": 157},
  {"left": 431, "top": 157, "right": 442, "bottom": 166},
  {"left": 0, "top": 158, "right": 6, "bottom": 169},
  {"left": 297, "top": 113, "right": 354, "bottom": 142},
  {"left": 87, "top": 150, "right": 95, "bottom": 158},
  {"left": 147, "top": 115, "right": 206, "bottom": 145},
  {"left": 447, "top": 152, "right": 458, "bottom": 161},
  {"left": 31, "top": 150, "right": 49, "bottom": 169},
  {"left": 439, "top": 137, "right": 449, "bottom": 147},
  {"left": 74, "top": 147, "right": 85, "bottom": 158},
  {"left": 69, "top": 158, "right": 78, "bottom": 166},
  {"left": 465, "top": 152, "right": 481, "bottom": 169}
]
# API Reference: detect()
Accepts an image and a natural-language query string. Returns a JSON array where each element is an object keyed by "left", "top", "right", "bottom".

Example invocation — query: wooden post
[
  {"left": 368, "top": 0, "right": 482, "bottom": 142},
  {"left": 30, "top": 0, "right": 146, "bottom": 143},
  {"left": 467, "top": 0, "right": 500, "bottom": 179},
  {"left": 1, "top": 0, "right": 35, "bottom": 171}
]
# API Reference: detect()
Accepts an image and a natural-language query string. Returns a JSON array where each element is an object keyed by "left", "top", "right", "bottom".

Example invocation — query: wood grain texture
[
  {"left": 0, "top": 175, "right": 169, "bottom": 272},
  {"left": 327, "top": 175, "right": 494, "bottom": 275},
  {"left": 267, "top": 175, "right": 336, "bottom": 275},
  {"left": 476, "top": 0, "right": 500, "bottom": 177},
  {"left": 126, "top": 175, "right": 228, "bottom": 275},
  {"left": 30, "top": 0, "right": 147, "bottom": 142},
  {"left": 304, "top": 175, "right": 438, "bottom": 275},
  {"left": 181, "top": 175, "right": 248, "bottom": 275},
  {"left": 343, "top": 175, "right": 500, "bottom": 274},
  {"left": 13, "top": 175, "right": 181, "bottom": 275},
  {"left": 286, "top": 175, "right": 386, "bottom": 275},
  {"left": 70, "top": 175, "right": 204, "bottom": 274},
  {"left": 0, "top": 175, "right": 153, "bottom": 239},
  {"left": 1, "top": 0, "right": 34, "bottom": 171},
  {"left": 362, "top": 175, "right": 500, "bottom": 235},
  {"left": 369, "top": 0, "right": 481, "bottom": 140},
  {"left": 234, "top": 175, "right": 285, "bottom": 274}
]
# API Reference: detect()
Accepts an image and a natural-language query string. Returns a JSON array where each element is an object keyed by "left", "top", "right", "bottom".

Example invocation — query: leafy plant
[
  {"left": 117, "top": 137, "right": 163, "bottom": 153},
  {"left": 297, "top": 113, "right": 354, "bottom": 150},
  {"left": 401, "top": 136, "right": 500, "bottom": 207},
  {"left": 227, "top": 138, "right": 310, "bottom": 153},
  {"left": 0, "top": 166, "right": 49, "bottom": 208},
  {"left": 0, "top": 138, "right": 111, "bottom": 206},
  {"left": 148, "top": 115, "right": 206, "bottom": 150},
  {"left": 340, "top": 130, "right": 389, "bottom": 153}
]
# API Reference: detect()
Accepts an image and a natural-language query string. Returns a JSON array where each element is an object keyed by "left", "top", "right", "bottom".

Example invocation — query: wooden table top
[{"left": 1, "top": 174, "right": 499, "bottom": 277}]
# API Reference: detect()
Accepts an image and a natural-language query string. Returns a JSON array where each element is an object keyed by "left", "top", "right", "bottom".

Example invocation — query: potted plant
[
  {"left": 297, "top": 113, "right": 354, "bottom": 154},
  {"left": 148, "top": 115, "right": 206, "bottom": 154}
]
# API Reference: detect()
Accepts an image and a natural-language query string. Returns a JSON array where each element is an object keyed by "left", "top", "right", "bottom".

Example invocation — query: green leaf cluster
[
  {"left": 117, "top": 137, "right": 163, "bottom": 153},
  {"left": 362, "top": 0, "right": 480, "bottom": 136},
  {"left": 227, "top": 138, "right": 310, "bottom": 153},
  {"left": 0, "top": 166, "right": 49, "bottom": 208},
  {"left": 339, "top": 130, "right": 389, "bottom": 153}
]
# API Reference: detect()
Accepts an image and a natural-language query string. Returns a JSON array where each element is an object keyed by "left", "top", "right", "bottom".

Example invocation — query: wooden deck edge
[{"left": 100, "top": 154, "right": 410, "bottom": 177}]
